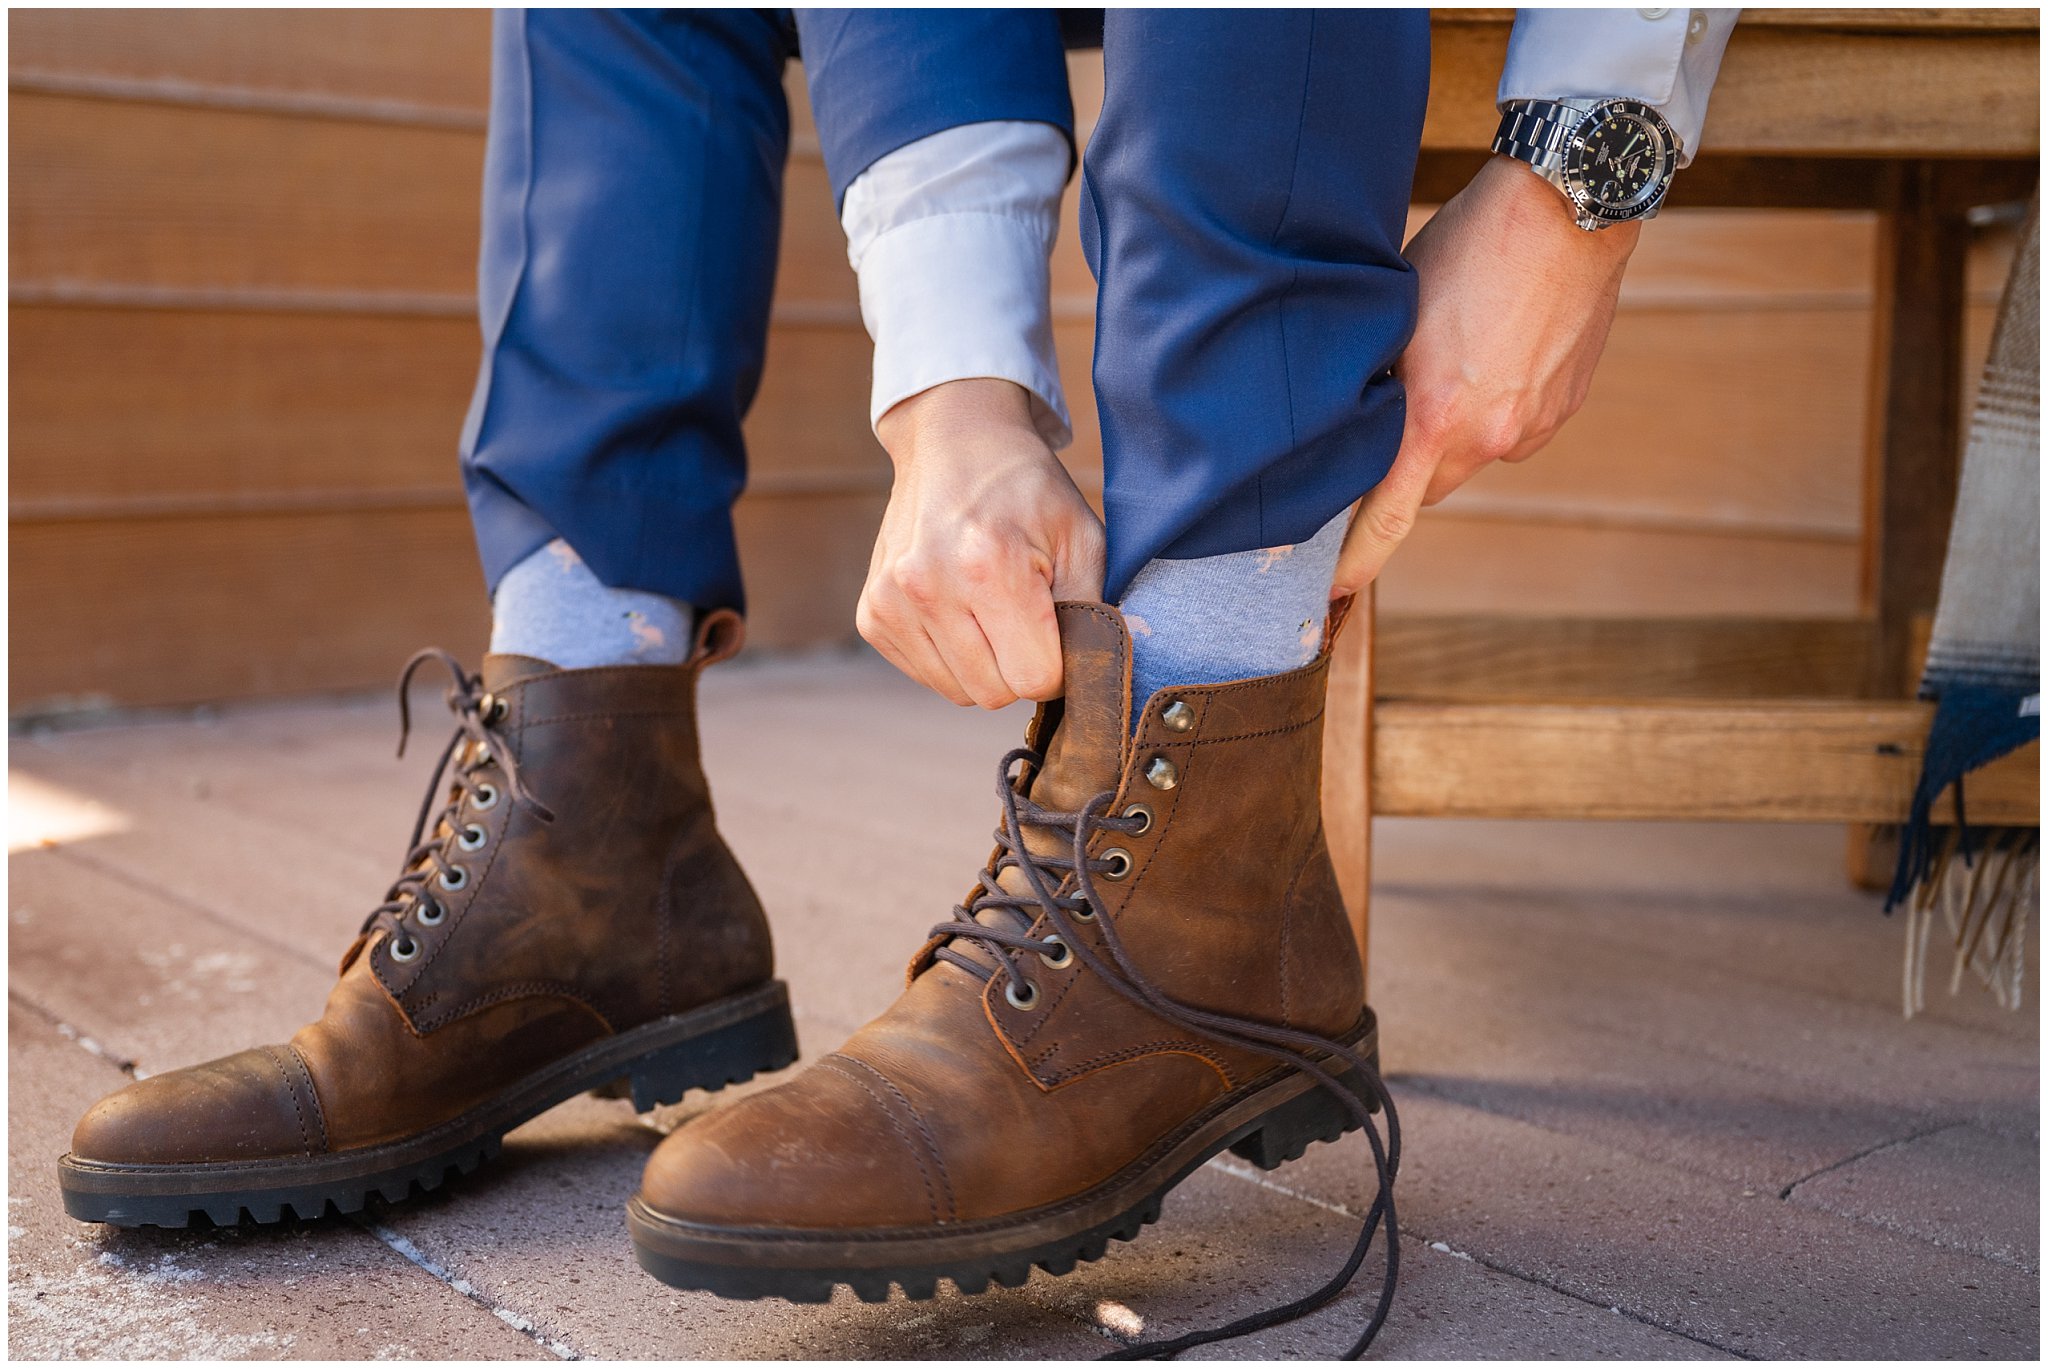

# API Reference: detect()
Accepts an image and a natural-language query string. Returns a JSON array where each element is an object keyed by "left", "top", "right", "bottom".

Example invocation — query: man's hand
[
  {"left": 1332, "top": 154, "right": 1641, "bottom": 598},
  {"left": 863, "top": 378, "right": 1105, "bottom": 708}
]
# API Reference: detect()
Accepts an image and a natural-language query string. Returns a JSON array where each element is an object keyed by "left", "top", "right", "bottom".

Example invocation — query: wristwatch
[{"left": 1491, "top": 98, "right": 1680, "bottom": 230}]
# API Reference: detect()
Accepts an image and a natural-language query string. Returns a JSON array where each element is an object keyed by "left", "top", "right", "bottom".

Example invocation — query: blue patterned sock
[
  {"left": 488, "top": 539, "right": 694, "bottom": 668},
  {"left": 1117, "top": 509, "right": 1348, "bottom": 721}
]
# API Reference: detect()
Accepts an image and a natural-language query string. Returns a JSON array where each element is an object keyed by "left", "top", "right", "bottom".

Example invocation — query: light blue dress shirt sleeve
[
  {"left": 1499, "top": 8, "right": 1741, "bottom": 165},
  {"left": 841, "top": 121, "right": 1073, "bottom": 449}
]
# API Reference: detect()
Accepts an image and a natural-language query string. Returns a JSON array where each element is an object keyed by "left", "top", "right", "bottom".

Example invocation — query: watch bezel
[{"left": 1559, "top": 98, "right": 1678, "bottom": 225}]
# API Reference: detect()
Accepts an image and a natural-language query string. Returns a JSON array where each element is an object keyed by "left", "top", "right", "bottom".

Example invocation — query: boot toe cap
[
  {"left": 70, "top": 1047, "right": 324, "bottom": 1167},
  {"left": 638, "top": 1054, "right": 948, "bottom": 1231}
]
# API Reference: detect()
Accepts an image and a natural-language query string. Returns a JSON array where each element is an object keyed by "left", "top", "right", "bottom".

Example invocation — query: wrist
[
  {"left": 877, "top": 378, "right": 1041, "bottom": 468},
  {"left": 1481, "top": 154, "right": 1641, "bottom": 255}
]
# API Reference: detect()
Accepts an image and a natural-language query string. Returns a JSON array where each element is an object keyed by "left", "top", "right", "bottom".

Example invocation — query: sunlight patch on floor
[{"left": 7, "top": 772, "right": 131, "bottom": 853}]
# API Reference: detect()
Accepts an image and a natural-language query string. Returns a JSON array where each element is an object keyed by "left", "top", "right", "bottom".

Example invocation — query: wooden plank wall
[{"left": 8, "top": 11, "right": 2017, "bottom": 713}]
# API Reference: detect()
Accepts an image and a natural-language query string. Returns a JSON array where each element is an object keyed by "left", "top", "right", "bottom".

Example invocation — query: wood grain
[
  {"left": 1378, "top": 518, "right": 1862, "bottom": 618},
  {"left": 8, "top": 9, "right": 491, "bottom": 111},
  {"left": 8, "top": 490, "right": 885, "bottom": 712},
  {"left": 1374, "top": 699, "right": 2041, "bottom": 824},
  {"left": 1320, "top": 591, "right": 1375, "bottom": 968},
  {"left": 10, "top": 94, "right": 482, "bottom": 293},
  {"left": 1376, "top": 616, "right": 1877, "bottom": 701},
  {"left": 9, "top": 307, "right": 476, "bottom": 505},
  {"left": 9, "top": 508, "right": 490, "bottom": 712},
  {"left": 1425, "top": 18, "right": 2039, "bottom": 156}
]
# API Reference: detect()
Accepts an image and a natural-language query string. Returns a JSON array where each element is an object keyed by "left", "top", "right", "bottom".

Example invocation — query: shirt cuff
[
  {"left": 856, "top": 210, "right": 1072, "bottom": 449},
  {"left": 842, "top": 120, "right": 1073, "bottom": 449},
  {"left": 1498, "top": 8, "right": 1741, "bottom": 166}
]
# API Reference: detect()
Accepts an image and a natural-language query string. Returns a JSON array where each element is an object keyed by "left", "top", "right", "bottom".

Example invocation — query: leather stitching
[
  {"left": 1173, "top": 707, "right": 1324, "bottom": 749},
  {"left": 830, "top": 1055, "right": 958, "bottom": 1220},
  {"left": 818, "top": 1057, "right": 943, "bottom": 1223},
  {"left": 1036, "top": 1040, "right": 1234, "bottom": 1089},
  {"left": 1278, "top": 842, "right": 1318, "bottom": 1031},
  {"left": 412, "top": 982, "right": 618, "bottom": 1036},
  {"left": 520, "top": 710, "right": 691, "bottom": 728},
  {"left": 284, "top": 1043, "right": 330, "bottom": 1153},
  {"left": 264, "top": 1047, "right": 315, "bottom": 1156}
]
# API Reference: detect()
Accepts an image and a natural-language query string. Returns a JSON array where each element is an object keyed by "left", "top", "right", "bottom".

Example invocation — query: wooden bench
[{"left": 1324, "top": 9, "right": 2042, "bottom": 965}]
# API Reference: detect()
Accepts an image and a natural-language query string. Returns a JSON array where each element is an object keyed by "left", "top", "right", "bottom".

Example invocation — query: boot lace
[
  {"left": 356, "top": 650, "right": 554, "bottom": 959},
  {"left": 930, "top": 748, "right": 1401, "bottom": 1361}
]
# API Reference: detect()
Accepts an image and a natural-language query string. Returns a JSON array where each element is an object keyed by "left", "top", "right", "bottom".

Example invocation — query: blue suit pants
[{"left": 461, "top": 9, "right": 1428, "bottom": 610}]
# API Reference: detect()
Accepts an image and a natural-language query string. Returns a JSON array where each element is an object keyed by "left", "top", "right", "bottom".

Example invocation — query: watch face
[{"left": 1563, "top": 100, "right": 1675, "bottom": 223}]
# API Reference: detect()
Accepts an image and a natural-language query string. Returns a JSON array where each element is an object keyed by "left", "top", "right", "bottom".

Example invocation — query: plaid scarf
[{"left": 1889, "top": 196, "right": 2041, "bottom": 1015}]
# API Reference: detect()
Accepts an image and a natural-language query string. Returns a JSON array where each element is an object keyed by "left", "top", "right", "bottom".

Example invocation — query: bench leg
[
  {"left": 1323, "top": 586, "right": 1375, "bottom": 982},
  {"left": 1848, "top": 162, "right": 1971, "bottom": 888}
]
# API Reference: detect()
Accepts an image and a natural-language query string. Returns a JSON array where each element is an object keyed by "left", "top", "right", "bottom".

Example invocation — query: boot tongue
[
  {"left": 1028, "top": 603, "right": 1134, "bottom": 814},
  {"left": 481, "top": 654, "right": 557, "bottom": 692},
  {"left": 921, "top": 604, "right": 1136, "bottom": 981},
  {"left": 993, "top": 603, "right": 1133, "bottom": 899}
]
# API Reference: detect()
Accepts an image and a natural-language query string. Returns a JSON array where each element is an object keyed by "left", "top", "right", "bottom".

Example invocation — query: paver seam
[
  {"left": 8, "top": 988, "right": 139, "bottom": 1078},
  {"left": 1777, "top": 1122, "right": 2041, "bottom": 1275},
  {"left": 1395, "top": 1071, "right": 2039, "bottom": 1289},
  {"left": 37, "top": 843, "right": 327, "bottom": 973},
  {"left": 18, "top": 984, "right": 585, "bottom": 1362},
  {"left": 1387, "top": 1066, "right": 2017, "bottom": 1234},
  {"left": 1202, "top": 1155, "right": 1753, "bottom": 1359},
  {"left": 1775, "top": 1123, "right": 1962, "bottom": 1202},
  {"left": 1377, "top": 880, "right": 2037, "bottom": 1050},
  {"left": 357, "top": 1220, "right": 582, "bottom": 1361}
]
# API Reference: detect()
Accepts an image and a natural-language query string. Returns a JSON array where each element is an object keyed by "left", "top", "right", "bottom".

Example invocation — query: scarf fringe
[{"left": 1900, "top": 825, "right": 2039, "bottom": 1018}]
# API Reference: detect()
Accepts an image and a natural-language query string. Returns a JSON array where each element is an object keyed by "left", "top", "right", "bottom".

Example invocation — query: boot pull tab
[
  {"left": 1323, "top": 592, "right": 1360, "bottom": 651},
  {"left": 689, "top": 608, "right": 747, "bottom": 668}
]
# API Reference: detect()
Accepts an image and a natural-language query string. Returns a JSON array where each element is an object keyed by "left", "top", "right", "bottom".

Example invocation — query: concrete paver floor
[{"left": 8, "top": 650, "right": 2038, "bottom": 1359}]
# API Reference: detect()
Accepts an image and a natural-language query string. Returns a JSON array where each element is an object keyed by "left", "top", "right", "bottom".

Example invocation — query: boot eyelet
[
  {"left": 438, "top": 865, "right": 469, "bottom": 891},
  {"left": 1038, "top": 936, "right": 1073, "bottom": 970},
  {"left": 1101, "top": 848, "right": 1132, "bottom": 880},
  {"left": 474, "top": 744, "right": 492, "bottom": 766},
  {"left": 457, "top": 823, "right": 488, "bottom": 852},
  {"left": 389, "top": 936, "right": 420, "bottom": 963},
  {"left": 1123, "top": 803, "right": 1153, "bottom": 835},
  {"left": 1144, "top": 756, "right": 1179, "bottom": 791},
  {"left": 1004, "top": 978, "right": 1040, "bottom": 1011},
  {"left": 1071, "top": 901, "right": 1097, "bottom": 922},
  {"left": 415, "top": 900, "right": 445, "bottom": 927},
  {"left": 470, "top": 783, "right": 499, "bottom": 812},
  {"left": 484, "top": 696, "right": 509, "bottom": 725}
]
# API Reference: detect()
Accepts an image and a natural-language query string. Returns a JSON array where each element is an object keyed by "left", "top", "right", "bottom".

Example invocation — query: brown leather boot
[
  {"left": 628, "top": 603, "right": 1395, "bottom": 1339},
  {"left": 59, "top": 610, "right": 796, "bottom": 1228}
]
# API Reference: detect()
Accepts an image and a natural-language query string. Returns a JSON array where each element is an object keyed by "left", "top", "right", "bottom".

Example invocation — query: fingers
[
  {"left": 1048, "top": 513, "right": 1107, "bottom": 603},
  {"left": 859, "top": 575, "right": 1028, "bottom": 710},
  {"left": 1330, "top": 440, "right": 1435, "bottom": 599},
  {"left": 858, "top": 596, "right": 976, "bottom": 707},
  {"left": 973, "top": 584, "right": 1063, "bottom": 703}
]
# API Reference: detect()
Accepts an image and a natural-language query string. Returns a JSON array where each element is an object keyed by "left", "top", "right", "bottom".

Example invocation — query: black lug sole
[
  {"left": 57, "top": 980, "right": 800, "bottom": 1229},
  {"left": 628, "top": 1024, "right": 1379, "bottom": 1304}
]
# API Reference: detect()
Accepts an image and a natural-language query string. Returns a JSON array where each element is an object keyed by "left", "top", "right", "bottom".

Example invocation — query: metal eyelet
[
  {"left": 473, "top": 744, "right": 492, "bottom": 767},
  {"left": 1123, "top": 803, "right": 1153, "bottom": 836},
  {"left": 457, "top": 824, "right": 488, "bottom": 852},
  {"left": 1070, "top": 901, "right": 1097, "bottom": 922},
  {"left": 438, "top": 865, "right": 469, "bottom": 892},
  {"left": 480, "top": 693, "right": 508, "bottom": 725},
  {"left": 470, "top": 783, "right": 499, "bottom": 813},
  {"left": 1101, "top": 848, "right": 1132, "bottom": 880},
  {"left": 1004, "top": 978, "right": 1040, "bottom": 1011},
  {"left": 1038, "top": 936, "right": 1073, "bottom": 970},
  {"left": 1144, "top": 756, "right": 1180, "bottom": 791},
  {"left": 389, "top": 936, "right": 420, "bottom": 963},
  {"left": 415, "top": 900, "right": 445, "bottom": 927}
]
